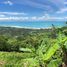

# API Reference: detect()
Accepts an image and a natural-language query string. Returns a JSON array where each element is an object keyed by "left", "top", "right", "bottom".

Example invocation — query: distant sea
[{"left": 0, "top": 21, "right": 66, "bottom": 29}]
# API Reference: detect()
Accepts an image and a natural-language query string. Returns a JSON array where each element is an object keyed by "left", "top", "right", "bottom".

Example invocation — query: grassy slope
[{"left": 0, "top": 52, "right": 34, "bottom": 67}]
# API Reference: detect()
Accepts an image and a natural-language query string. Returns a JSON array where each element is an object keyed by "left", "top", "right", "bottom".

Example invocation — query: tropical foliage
[{"left": 0, "top": 23, "right": 67, "bottom": 67}]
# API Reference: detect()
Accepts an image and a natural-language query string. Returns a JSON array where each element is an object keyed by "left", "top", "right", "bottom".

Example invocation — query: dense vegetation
[{"left": 0, "top": 24, "right": 67, "bottom": 67}]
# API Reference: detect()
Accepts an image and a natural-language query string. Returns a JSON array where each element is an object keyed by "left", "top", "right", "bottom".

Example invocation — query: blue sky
[{"left": 0, "top": 0, "right": 67, "bottom": 21}]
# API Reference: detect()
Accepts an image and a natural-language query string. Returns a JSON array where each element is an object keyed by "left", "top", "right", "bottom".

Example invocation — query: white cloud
[
  {"left": 0, "top": 14, "right": 5, "bottom": 17},
  {"left": 64, "top": 2, "right": 67, "bottom": 4},
  {"left": 0, "top": 12, "right": 66, "bottom": 21},
  {"left": 30, "top": 14, "right": 67, "bottom": 21},
  {"left": 0, "top": 17, "right": 29, "bottom": 21},
  {"left": 0, "top": 12, "right": 27, "bottom": 16},
  {"left": 36, "top": 16, "right": 65, "bottom": 21},
  {"left": 3, "top": 1, "right": 13, "bottom": 6},
  {"left": 0, "top": 12, "right": 28, "bottom": 21},
  {"left": 31, "top": 16, "right": 38, "bottom": 20},
  {"left": 0, "top": 16, "right": 66, "bottom": 21},
  {"left": 56, "top": 8, "right": 67, "bottom": 13}
]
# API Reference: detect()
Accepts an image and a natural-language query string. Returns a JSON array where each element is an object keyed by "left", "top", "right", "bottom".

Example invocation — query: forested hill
[
  {"left": 0, "top": 26, "right": 52, "bottom": 36},
  {"left": 0, "top": 26, "right": 67, "bottom": 37}
]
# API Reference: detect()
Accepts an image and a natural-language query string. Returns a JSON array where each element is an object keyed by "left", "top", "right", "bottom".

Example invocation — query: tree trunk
[{"left": 62, "top": 45, "right": 67, "bottom": 67}]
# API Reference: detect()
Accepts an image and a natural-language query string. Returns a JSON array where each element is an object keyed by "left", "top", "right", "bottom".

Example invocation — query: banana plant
[
  {"left": 22, "top": 33, "right": 67, "bottom": 67},
  {"left": 43, "top": 33, "right": 67, "bottom": 61}
]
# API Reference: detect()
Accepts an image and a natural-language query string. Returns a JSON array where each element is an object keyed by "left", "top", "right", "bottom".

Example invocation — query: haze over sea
[{"left": 0, "top": 21, "right": 66, "bottom": 29}]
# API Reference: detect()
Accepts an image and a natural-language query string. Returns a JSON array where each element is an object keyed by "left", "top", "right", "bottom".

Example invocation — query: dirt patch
[{"left": 0, "top": 61, "right": 6, "bottom": 66}]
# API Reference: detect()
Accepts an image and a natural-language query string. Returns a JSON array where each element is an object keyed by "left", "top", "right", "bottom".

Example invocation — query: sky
[{"left": 0, "top": 0, "right": 67, "bottom": 21}]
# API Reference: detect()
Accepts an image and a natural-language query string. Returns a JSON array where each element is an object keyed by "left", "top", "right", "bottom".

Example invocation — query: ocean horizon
[{"left": 0, "top": 21, "right": 66, "bottom": 29}]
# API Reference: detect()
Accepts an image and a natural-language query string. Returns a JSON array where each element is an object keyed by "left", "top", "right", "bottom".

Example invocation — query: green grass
[{"left": 0, "top": 52, "right": 35, "bottom": 67}]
